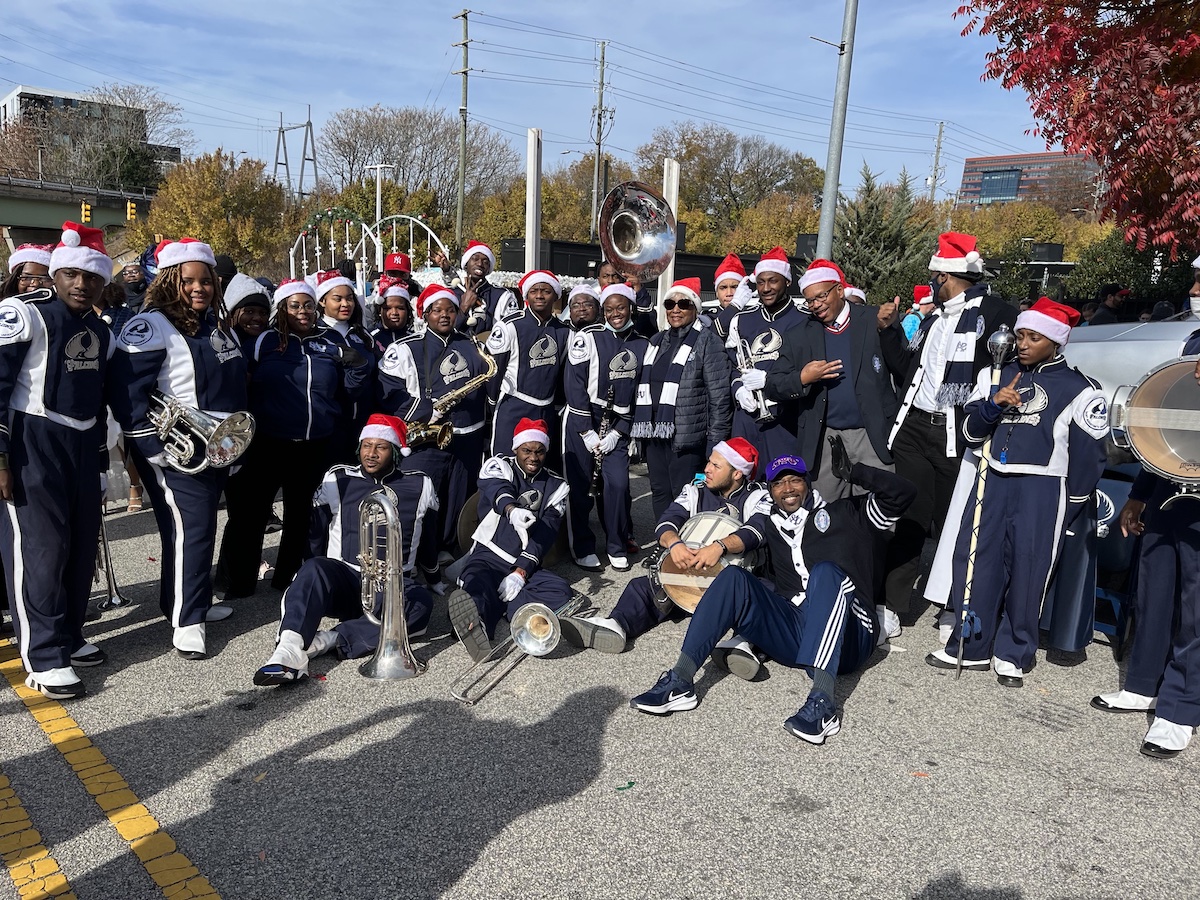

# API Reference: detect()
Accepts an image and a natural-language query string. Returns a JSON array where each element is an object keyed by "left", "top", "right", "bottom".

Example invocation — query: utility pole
[
  {"left": 814, "top": 0, "right": 860, "bottom": 260},
  {"left": 589, "top": 40, "right": 610, "bottom": 243},
  {"left": 453, "top": 9, "right": 471, "bottom": 250},
  {"left": 928, "top": 121, "right": 945, "bottom": 202}
]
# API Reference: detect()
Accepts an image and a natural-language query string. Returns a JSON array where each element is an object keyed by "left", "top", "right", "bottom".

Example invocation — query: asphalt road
[{"left": 1, "top": 467, "right": 1197, "bottom": 900}]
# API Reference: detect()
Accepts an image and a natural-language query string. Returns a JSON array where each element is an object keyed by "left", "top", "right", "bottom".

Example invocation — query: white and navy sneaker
[
  {"left": 630, "top": 670, "right": 697, "bottom": 715},
  {"left": 25, "top": 667, "right": 85, "bottom": 700},
  {"left": 784, "top": 691, "right": 840, "bottom": 745},
  {"left": 448, "top": 589, "right": 490, "bottom": 662},
  {"left": 70, "top": 643, "right": 106, "bottom": 668}
]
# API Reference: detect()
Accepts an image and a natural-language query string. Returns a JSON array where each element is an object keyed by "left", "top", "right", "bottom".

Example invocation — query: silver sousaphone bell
[
  {"left": 597, "top": 181, "right": 677, "bottom": 282},
  {"left": 1110, "top": 357, "right": 1200, "bottom": 507}
]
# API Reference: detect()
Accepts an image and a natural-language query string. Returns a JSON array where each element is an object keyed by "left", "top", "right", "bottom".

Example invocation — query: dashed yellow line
[
  {"left": 0, "top": 769, "right": 76, "bottom": 899},
  {"left": 0, "top": 642, "right": 220, "bottom": 899}
]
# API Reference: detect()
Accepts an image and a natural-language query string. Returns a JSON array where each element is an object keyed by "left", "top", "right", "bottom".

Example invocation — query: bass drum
[
  {"left": 456, "top": 491, "right": 569, "bottom": 567},
  {"left": 651, "top": 512, "right": 762, "bottom": 614},
  {"left": 1111, "top": 357, "right": 1200, "bottom": 496}
]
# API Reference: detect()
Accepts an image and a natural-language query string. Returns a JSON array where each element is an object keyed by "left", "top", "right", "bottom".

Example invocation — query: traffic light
[
  {"left": 80, "top": 201, "right": 92, "bottom": 224},
  {"left": 126, "top": 201, "right": 137, "bottom": 221}
]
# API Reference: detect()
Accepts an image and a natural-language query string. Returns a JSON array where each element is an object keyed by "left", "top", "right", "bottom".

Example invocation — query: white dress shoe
[
  {"left": 573, "top": 554, "right": 602, "bottom": 571},
  {"left": 1143, "top": 716, "right": 1194, "bottom": 756},
  {"left": 609, "top": 554, "right": 630, "bottom": 571},
  {"left": 173, "top": 623, "right": 207, "bottom": 659}
]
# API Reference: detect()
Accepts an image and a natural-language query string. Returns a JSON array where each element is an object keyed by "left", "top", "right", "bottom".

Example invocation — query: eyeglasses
[
  {"left": 663, "top": 298, "right": 694, "bottom": 311},
  {"left": 803, "top": 286, "right": 840, "bottom": 305},
  {"left": 18, "top": 275, "right": 53, "bottom": 286},
  {"left": 286, "top": 302, "right": 316, "bottom": 312}
]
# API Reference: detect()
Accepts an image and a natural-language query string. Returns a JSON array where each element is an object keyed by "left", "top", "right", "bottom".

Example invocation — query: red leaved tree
[{"left": 956, "top": 1, "right": 1200, "bottom": 258}]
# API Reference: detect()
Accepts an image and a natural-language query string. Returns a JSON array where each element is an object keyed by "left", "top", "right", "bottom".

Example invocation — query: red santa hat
[
  {"left": 519, "top": 269, "right": 562, "bottom": 298},
  {"left": 49, "top": 222, "right": 112, "bottom": 284},
  {"left": 600, "top": 282, "right": 636, "bottom": 304},
  {"left": 929, "top": 231, "right": 984, "bottom": 275},
  {"left": 9, "top": 243, "right": 53, "bottom": 271},
  {"left": 416, "top": 282, "right": 458, "bottom": 317},
  {"left": 1015, "top": 296, "right": 1080, "bottom": 347},
  {"left": 314, "top": 269, "right": 357, "bottom": 302},
  {"left": 666, "top": 277, "right": 702, "bottom": 306},
  {"left": 714, "top": 438, "right": 759, "bottom": 479},
  {"left": 913, "top": 284, "right": 934, "bottom": 304},
  {"left": 384, "top": 251, "right": 412, "bottom": 274},
  {"left": 798, "top": 258, "right": 846, "bottom": 293},
  {"left": 845, "top": 285, "right": 866, "bottom": 303},
  {"left": 714, "top": 253, "right": 746, "bottom": 289},
  {"left": 754, "top": 246, "right": 793, "bottom": 282},
  {"left": 375, "top": 275, "right": 411, "bottom": 302},
  {"left": 155, "top": 237, "right": 216, "bottom": 271},
  {"left": 272, "top": 278, "right": 316, "bottom": 312},
  {"left": 461, "top": 240, "right": 496, "bottom": 271},
  {"left": 359, "top": 413, "right": 411, "bottom": 456},
  {"left": 512, "top": 417, "right": 550, "bottom": 451}
]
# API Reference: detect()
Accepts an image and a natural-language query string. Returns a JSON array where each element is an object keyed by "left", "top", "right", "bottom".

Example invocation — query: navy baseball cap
[{"left": 766, "top": 455, "right": 808, "bottom": 480}]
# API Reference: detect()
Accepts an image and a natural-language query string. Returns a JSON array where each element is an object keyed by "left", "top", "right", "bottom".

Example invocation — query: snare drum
[
  {"left": 1111, "top": 357, "right": 1200, "bottom": 503},
  {"left": 651, "top": 511, "right": 762, "bottom": 614}
]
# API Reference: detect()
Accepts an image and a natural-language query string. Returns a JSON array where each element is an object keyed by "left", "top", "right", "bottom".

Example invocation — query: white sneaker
[
  {"left": 306, "top": 630, "right": 339, "bottom": 659},
  {"left": 876, "top": 605, "right": 901, "bottom": 638},
  {"left": 173, "top": 623, "right": 206, "bottom": 658},
  {"left": 25, "top": 666, "right": 85, "bottom": 699},
  {"left": 574, "top": 554, "right": 603, "bottom": 571},
  {"left": 609, "top": 555, "right": 630, "bottom": 571}
]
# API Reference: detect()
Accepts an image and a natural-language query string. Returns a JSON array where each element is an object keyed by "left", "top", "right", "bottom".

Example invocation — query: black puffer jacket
[{"left": 650, "top": 322, "right": 732, "bottom": 452}]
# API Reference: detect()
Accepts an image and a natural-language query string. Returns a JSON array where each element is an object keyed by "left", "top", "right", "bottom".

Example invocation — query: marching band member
[
  {"left": 562, "top": 282, "right": 649, "bottom": 571},
  {"left": 726, "top": 247, "right": 807, "bottom": 463},
  {"left": 877, "top": 232, "right": 1017, "bottom": 616},
  {"left": 1, "top": 243, "right": 54, "bottom": 299},
  {"left": 224, "top": 273, "right": 272, "bottom": 353},
  {"left": 560, "top": 440, "right": 768, "bottom": 663},
  {"left": 711, "top": 253, "right": 753, "bottom": 340},
  {"left": 0, "top": 223, "right": 112, "bottom": 698},
  {"left": 378, "top": 283, "right": 491, "bottom": 557},
  {"left": 109, "top": 237, "right": 248, "bottom": 660},
  {"left": 631, "top": 277, "right": 733, "bottom": 519},
  {"left": 485, "top": 270, "right": 569, "bottom": 458},
  {"left": 382, "top": 251, "right": 421, "bottom": 300},
  {"left": 370, "top": 276, "right": 414, "bottom": 353},
  {"left": 598, "top": 260, "right": 657, "bottom": 338},
  {"left": 1097, "top": 336, "right": 1200, "bottom": 757},
  {"left": 566, "top": 283, "right": 601, "bottom": 331},
  {"left": 455, "top": 240, "right": 517, "bottom": 335},
  {"left": 766, "top": 258, "right": 898, "bottom": 502},
  {"left": 448, "top": 419, "right": 573, "bottom": 661},
  {"left": 217, "top": 279, "right": 371, "bottom": 601},
  {"left": 253, "top": 414, "right": 438, "bottom": 686},
  {"left": 629, "top": 450, "right": 915, "bottom": 745},
  {"left": 925, "top": 298, "right": 1107, "bottom": 687},
  {"left": 314, "top": 269, "right": 377, "bottom": 463}
]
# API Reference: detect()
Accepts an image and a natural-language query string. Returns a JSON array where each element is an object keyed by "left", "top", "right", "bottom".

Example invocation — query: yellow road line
[
  {"left": 0, "top": 768, "right": 76, "bottom": 900},
  {"left": 0, "top": 642, "right": 220, "bottom": 899}
]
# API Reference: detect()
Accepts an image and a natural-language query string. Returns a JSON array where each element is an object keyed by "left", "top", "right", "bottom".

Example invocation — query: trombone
[
  {"left": 449, "top": 593, "right": 588, "bottom": 705},
  {"left": 358, "top": 491, "right": 425, "bottom": 680}
]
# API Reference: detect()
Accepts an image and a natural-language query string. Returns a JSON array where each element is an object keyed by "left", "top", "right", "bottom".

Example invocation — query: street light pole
[{"left": 815, "top": 0, "right": 860, "bottom": 260}]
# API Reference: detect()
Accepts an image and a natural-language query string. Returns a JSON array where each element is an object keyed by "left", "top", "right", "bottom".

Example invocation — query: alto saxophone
[{"left": 408, "top": 341, "right": 498, "bottom": 449}]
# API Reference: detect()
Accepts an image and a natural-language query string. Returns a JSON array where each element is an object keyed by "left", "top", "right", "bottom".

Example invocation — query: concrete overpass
[{"left": 0, "top": 172, "right": 154, "bottom": 252}]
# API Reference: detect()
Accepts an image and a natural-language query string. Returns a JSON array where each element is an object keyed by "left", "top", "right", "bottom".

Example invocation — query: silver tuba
[
  {"left": 358, "top": 491, "right": 425, "bottom": 680},
  {"left": 148, "top": 390, "right": 255, "bottom": 474},
  {"left": 598, "top": 181, "right": 677, "bottom": 282}
]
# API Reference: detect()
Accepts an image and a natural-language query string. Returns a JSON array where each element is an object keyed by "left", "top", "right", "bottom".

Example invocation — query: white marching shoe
[
  {"left": 712, "top": 636, "right": 762, "bottom": 681},
  {"left": 173, "top": 623, "right": 207, "bottom": 660},
  {"left": 1091, "top": 689, "right": 1156, "bottom": 713},
  {"left": 559, "top": 615, "right": 627, "bottom": 654}
]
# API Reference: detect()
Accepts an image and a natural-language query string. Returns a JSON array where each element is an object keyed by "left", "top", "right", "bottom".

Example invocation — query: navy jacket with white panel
[
  {"left": 484, "top": 307, "right": 569, "bottom": 409},
  {"left": 377, "top": 329, "right": 491, "bottom": 436},
  {"left": 563, "top": 323, "right": 649, "bottom": 436},
  {"left": 655, "top": 480, "right": 772, "bottom": 542},
  {"left": 469, "top": 455, "right": 569, "bottom": 573}
]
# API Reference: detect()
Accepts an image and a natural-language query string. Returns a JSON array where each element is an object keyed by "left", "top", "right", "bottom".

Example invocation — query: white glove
[
  {"left": 598, "top": 430, "right": 620, "bottom": 454},
  {"left": 498, "top": 572, "right": 526, "bottom": 604},
  {"left": 145, "top": 452, "right": 168, "bottom": 468},
  {"left": 582, "top": 430, "right": 601, "bottom": 453},
  {"left": 741, "top": 367, "right": 766, "bottom": 390},
  {"left": 735, "top": 385, "right": 758, "bottom": 412},
  {"left": 731, "top": 276, "right": 755, "bottom": 310},
  {"left": 508, "top": 508, "right": 537, "bottom": 530},
  {"left": 99, "top": 472, "right": 108, "bottom": 494}
]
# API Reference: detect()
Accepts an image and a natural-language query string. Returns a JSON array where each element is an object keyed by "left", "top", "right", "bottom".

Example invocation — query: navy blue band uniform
[{"left": 485, "top": 308, "right": 569, "bottom": 458}]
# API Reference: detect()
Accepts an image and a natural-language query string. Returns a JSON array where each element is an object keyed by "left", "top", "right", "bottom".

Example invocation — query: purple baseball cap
[{"left": 766, "top": 455, "right": 808, "bottom": 481}]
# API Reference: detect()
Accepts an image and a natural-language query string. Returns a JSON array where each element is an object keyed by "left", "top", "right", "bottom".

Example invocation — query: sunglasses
[{"left": 663, "top": 298, "right": 694, "bottom": 311}]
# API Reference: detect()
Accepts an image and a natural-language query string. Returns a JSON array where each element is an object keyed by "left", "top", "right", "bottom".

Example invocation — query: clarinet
[{"left": 590, "top": 386, "right": 616, "bottom": 498}]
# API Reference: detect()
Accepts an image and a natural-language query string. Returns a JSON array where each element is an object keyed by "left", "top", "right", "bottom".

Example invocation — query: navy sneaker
[
  {"left": 630, "top": 670, "right": 697, "bottom": 715},
  {"left": 784, "top": 691, "right": 841, "bottom": 745}
]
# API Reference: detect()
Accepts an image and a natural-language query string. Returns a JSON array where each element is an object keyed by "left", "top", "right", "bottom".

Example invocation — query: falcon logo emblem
[
  {"left": 120, "top": 318, "right": 154, "bottom": 347},
  {"left": 0, "top": 306, "right": 22, "bottom": 339},
  {"left": 750, "top": 329, "right": 783, "bottom": 363},
  {"left": 210, "top": 328, "right": 242, "bottom": 363},
  {"left": 608, "top": 348, "right": 638, "bottom": 380},
  {"left": 529, "top": 334, "right": 558, "bottom": 368},
  {"left": 517, "top": 488, "right": 543, "bottom": 511},
  {"left": 64, "top": 330, "right": 101, "bottom": 372},
  {"left": 440, "top": 349, "right": 469, "bottom": 382}
]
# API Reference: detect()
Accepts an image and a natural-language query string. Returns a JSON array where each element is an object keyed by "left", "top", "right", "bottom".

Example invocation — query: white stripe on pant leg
[
  {"left": 814, "top": 578, "right": 854, "bottom": 672},
  {"left": 561, "top": 415, "right": 581, "bottom": 553},
  {"left": 148, "top": 461, "right": 188, "bottom": 628},
  {"left": 6, "top": 502, "right": 32, "bottom": 670}
]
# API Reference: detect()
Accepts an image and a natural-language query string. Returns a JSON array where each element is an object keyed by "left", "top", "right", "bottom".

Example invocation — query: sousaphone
[{"left": 597, "top": 181, "right": 677, "bottom": 282}]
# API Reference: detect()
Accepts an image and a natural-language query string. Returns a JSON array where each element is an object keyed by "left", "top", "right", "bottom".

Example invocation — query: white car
[{"left": 1062, "top": 317, "right": 1200, "bottom": 400}]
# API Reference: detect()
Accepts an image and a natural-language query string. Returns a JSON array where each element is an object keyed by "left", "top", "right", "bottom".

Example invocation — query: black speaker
[
  {"left": 676, "top": 221, "right": 687, "bottom": 253},
  {"left": 795, "top": 234, "right": 818, "bottom": 262},
  {"left": 1031, "top": 242, "right": 1064, "bottom": 263}
]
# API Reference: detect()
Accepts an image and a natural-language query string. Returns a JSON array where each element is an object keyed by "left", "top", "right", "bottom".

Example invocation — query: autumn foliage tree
[{"left": 956, "top": 0, "right": 1200, "bottom": 256}]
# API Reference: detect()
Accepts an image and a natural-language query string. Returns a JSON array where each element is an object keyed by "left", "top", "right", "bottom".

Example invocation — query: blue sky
[{"left": 0, "top": 1, "right": 1048, "bottom": 198}]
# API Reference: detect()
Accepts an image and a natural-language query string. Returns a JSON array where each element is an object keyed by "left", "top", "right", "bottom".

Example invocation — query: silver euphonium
[
  {"left": 358, "top": 491, "right": 425, "bottom": 680},
  {"left": 147, "top": 390, "right": 255, "bottom": 474}
]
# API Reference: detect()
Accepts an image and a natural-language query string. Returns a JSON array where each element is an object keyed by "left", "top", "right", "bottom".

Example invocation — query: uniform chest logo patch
[
  {"left": 0, "top": 306, "right": 22, "bottom": 339},
  {"left": 517, "top": 488, "right": 543, "bottom": 511},
  {"left": 65, "top": 330, "right": 101, "bottom": 372},
  {"left": 975, "top": 317, "right": 986, "bottom": 337},
  {"left": 750, "top": 329, "right": 783, "bottom": 363},
  {"left": 873, "top": 354, "right": 881, "bottom": 373},
  {"left": 814, "top": 509, "right": 830, "bottom": 532},
  {"left": 120, "top": 319, "right": 154, "bottom": 347},
  {"left": 530, "top": 334, "right": 558, "bottom": 368},
  {"left": 440, "top": 349, "right": 469, "bottom": 383},
  {"left": 485, "top": 326, "right": 507, "bottom": 353},
  {"left": 210, "top": 329, "right": 242, "bottom": 363},
  {"left": 609, "top": 348, "right": 638, "bottom": 380}
]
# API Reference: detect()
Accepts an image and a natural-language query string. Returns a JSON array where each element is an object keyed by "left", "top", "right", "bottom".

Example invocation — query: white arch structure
[{"left": 289, "top": 213, "right": 452, "bottom": 293}]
